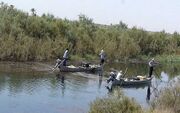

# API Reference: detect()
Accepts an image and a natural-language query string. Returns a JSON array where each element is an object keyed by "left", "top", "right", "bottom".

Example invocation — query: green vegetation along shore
[
  {"left": 0, "top": 3, "right": 180, "bottom": 62},
  {"left": 89, "top": 78, "right": 180, "bottom": 113}
]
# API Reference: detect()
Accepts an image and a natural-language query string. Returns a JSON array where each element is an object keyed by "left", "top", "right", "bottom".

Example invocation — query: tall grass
[{"left": 0, "top": 36, "right": 70, "bottom": 61}]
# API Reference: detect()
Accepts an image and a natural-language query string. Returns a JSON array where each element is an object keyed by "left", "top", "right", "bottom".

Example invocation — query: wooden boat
[
  {"left": 107, "top": 66, "right": 154, "bottom": 87},
  {"left": 53, "top": 59, "right": 103, "bottom": 73},
  {"left": 111, "top": 76, "right": 152, "bottom": 86},
  {"left": 59, "top": 65, "right": 102, "bottom": 72}
]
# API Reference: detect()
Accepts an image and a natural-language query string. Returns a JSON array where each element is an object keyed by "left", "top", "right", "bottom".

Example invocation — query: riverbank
[
  {"left": 137, "top": 55, "right": 180, "bottom": 63},
  {"left": 0, "top": 61, "right": 55, "bottom": 72},
  {"left": 0, "top": 54, "right": 180, "bottom": 76},
  {"left": 57, "top": 54, "right": 180, "bottom": 64},
  {"left": 0, "top": 54, "right": 180, "bottom": 73}
]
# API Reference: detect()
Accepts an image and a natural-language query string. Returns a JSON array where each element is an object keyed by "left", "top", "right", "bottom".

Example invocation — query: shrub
[
  {"left": 151, "top": 78, "right": 180, "bottom": 113},
  {"left": 89, "top": 90, "right": 142, "bottom": 113}
]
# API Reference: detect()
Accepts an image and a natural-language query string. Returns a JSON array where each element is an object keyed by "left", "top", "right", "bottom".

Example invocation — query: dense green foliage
[
  {"left": 89, "top": 90, "right": 142, "bottom": 113},
  {"left": 0, "top": 3, "right": 180, "bottom": 61}
]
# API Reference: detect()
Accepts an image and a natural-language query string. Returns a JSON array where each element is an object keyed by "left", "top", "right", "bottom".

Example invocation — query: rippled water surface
[
  {"left": 0, "top": 72, "right": 108, "bottom": 113},
  {"left": 0, "top": 62, "right": 179, "bottom": 113}
]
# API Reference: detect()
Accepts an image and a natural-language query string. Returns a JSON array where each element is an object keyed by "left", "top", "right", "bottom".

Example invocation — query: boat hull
[
  {"left": 59, "top": 65, "right": 102, "bottom": 72},
  {"left": 112, "top": 77, "right": 152, "bottom": 87}
]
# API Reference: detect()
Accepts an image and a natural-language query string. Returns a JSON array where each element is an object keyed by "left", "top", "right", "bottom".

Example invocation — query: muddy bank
[
  {"left": 0, "top": 60, "right": 100, "bottom": 73},
  {"left": 0, "top": 61, "right": 55, "bottom": 72}
]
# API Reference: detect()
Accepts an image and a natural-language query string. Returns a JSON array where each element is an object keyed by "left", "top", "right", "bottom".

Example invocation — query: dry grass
[
  {"left": 150, "top": 78, "right": 180, "bottom": 113},
  {"left": 89, "top": 90, "right": 143, "bottom": 113}
]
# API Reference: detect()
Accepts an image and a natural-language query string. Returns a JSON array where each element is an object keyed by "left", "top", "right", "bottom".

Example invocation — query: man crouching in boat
[
  {"left": 106, "top": 71, "right": 122, "bottom": 91},
  {"left": 107, "top": 71, "right": 122, "bottom": 83},
  {"left": 52, "top": 59, "right": 62, "bottom": 71}
]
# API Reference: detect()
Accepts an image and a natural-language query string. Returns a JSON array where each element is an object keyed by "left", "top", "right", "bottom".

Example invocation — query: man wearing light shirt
[{"left": 62, "top": 48, "right": 69, "bottom": 66}]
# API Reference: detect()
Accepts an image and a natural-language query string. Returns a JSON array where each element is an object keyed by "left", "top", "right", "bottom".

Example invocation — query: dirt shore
[{"left": 0, "top": 61, "right": 55, "bottom": 72}]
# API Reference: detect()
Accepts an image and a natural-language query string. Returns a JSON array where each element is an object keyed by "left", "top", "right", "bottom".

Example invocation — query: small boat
[
  {"left": 53, "top": 59, "right": 103, "bottom": 73},
  {"left": 112, "top": 76, "right": 152, "bottom": 86},
  {"left": 107, "top": 71, "right": 153, "bottom": 87},
  {"left": 59, "top": 64, "right": 102, "bottom": 72}
]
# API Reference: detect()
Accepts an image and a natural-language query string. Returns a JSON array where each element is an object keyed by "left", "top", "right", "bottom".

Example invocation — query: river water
[{"left": 0, "top": 62, "right": 179, "bottom": 113}]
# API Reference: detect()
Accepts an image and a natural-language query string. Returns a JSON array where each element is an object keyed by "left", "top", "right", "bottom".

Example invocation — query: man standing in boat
[
  {"left": 148, "top": 58, "right": 155, "bottom": 77},
  {"left": 99, "top": 49, "right": 105, "bottom": 65},
  {"left": 62, "top": 48, "right": 69, "bottom": 66}
]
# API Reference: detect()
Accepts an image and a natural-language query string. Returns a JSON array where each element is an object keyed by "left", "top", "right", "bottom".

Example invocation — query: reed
[{"left": 0, "top": 3, "right": 180, "bottom": 61}]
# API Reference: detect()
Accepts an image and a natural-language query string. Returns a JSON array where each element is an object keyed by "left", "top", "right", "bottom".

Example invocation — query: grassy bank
[
  {"left": 89, "top": 78, "right": 180, "bottom": 113},
  {"left": 137, "top": 55, "right": 180, "bottom": 63}
]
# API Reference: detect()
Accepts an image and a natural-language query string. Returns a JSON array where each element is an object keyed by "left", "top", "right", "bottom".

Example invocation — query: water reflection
[
  {"left": 0, "top": 71, "right": 109, "bottom": 113},
  {"left": 56, "top": 73, "right": 65, "bottom": 85},
  {"left": 56, "top": 73, "right": 65, "bottom": 97},
  {"left": 146, "top": 86, "right": 151, "bottom": 102},
  {"left": 98, "top": 70, "right": 103, "bottom": 76},
  {"left": 98, "top": 76, "right": 103, "bottom": 89}
]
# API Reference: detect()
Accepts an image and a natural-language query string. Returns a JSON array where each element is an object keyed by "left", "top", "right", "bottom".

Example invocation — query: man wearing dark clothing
[
  {"left": 148, "top": 58, "right": 155, "bottom": 77},
  {"left": 62, "top": 48, "right": 69, "bottom": 66}
]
